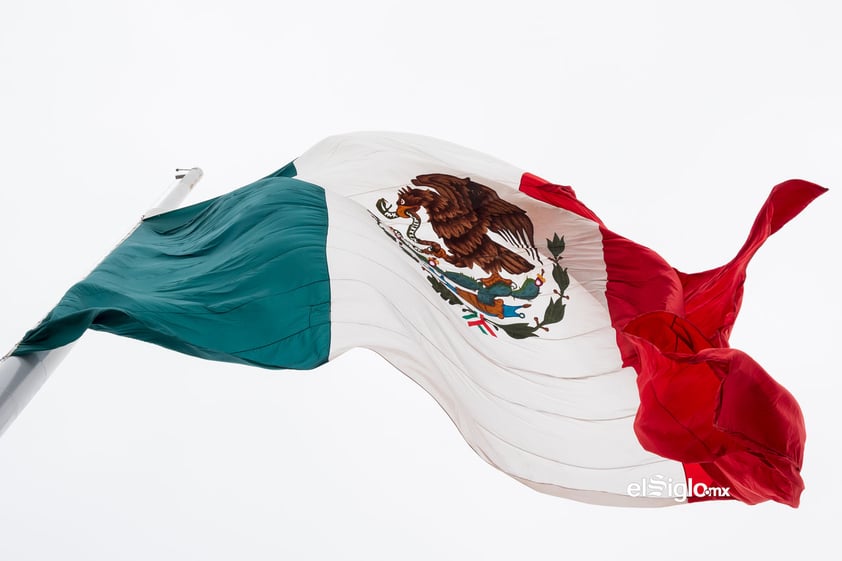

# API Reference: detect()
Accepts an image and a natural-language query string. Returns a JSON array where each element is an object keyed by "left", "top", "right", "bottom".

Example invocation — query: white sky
[{"left": 1, "top": 1, "right": 840, "bottom": 559}]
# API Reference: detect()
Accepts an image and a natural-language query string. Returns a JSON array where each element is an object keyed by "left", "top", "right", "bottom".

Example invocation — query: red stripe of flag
[{"left": 519, "top": 172, "right": 826, "bottom": 507}]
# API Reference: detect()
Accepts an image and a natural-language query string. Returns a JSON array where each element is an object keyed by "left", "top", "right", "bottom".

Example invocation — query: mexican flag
[{"left": 12, "top": 132, "right": 826, "bottom": 507}]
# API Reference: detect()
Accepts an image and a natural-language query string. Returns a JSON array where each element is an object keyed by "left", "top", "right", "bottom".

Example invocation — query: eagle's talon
[
  {"left": 422, "top": 242, "right": 446, "bottom": 258},
  {"left": 480, "top": 273, "right": 513, "bottom": 287}
]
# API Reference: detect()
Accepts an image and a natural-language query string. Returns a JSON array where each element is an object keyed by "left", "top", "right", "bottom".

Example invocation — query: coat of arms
[{"left": 372, "top": 173, "right": 569, "bottom": 339}]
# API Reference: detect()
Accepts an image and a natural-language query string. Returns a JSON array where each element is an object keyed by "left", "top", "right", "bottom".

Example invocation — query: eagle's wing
[{"left": 467, "top": 179, "right": 540, "bottom": 261}]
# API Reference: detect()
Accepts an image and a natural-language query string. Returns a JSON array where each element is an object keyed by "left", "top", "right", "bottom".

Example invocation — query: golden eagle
[{"left": 377, "top": 174, "right": 539, "bottom": 286}]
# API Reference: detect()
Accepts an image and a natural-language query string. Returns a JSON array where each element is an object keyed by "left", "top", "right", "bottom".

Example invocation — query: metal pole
[{"left": 0, "top": 167, "right": 203, "bottom": 437}]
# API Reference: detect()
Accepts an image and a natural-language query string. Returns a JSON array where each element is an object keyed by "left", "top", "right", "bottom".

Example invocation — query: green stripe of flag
[{"left": 14, "top": 174, "right": 331, "bottom": 370}]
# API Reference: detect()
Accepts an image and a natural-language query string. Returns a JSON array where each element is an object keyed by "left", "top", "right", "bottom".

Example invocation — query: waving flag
[{"left": 11, "top": 132, "right": 826, "bottom": 507}]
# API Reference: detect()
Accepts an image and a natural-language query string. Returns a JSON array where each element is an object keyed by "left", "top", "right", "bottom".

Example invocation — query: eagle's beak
[{"left": 396, "top": 205, "right": 418, "bottom": 218}]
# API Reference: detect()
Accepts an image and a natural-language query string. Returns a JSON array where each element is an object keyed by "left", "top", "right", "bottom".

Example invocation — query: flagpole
[{"left": 0, "top": 167, "right": 204, "bottom": 438}]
